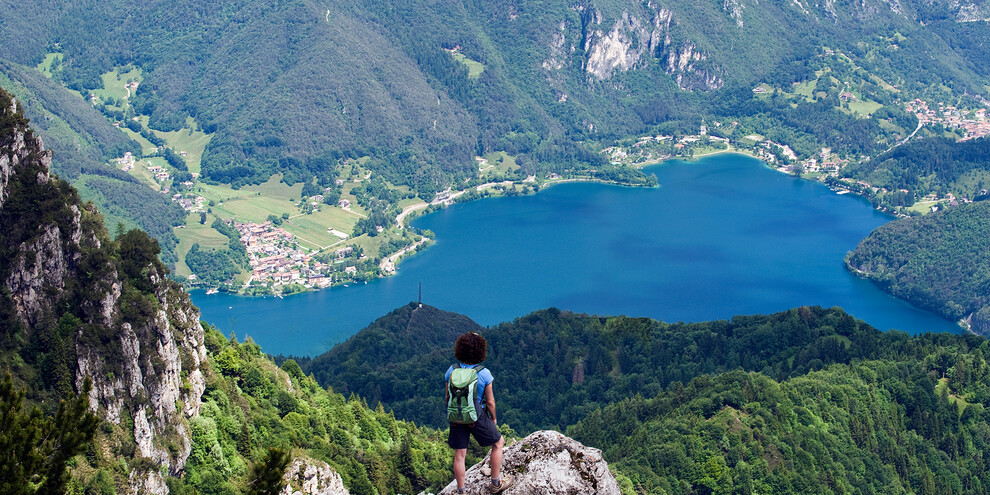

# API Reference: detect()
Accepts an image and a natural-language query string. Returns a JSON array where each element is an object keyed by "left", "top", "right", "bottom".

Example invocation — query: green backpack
[{"left": 447, "top": 364, "right": 485, "bottom": 424}]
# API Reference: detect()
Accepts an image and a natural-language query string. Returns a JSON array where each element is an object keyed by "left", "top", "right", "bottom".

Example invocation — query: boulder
[
  {"left": 281, "top": 457, "right": 349, "bottom": 495},
  {"left": 436, "top": 430, "right": 621, "bottom": 495}
]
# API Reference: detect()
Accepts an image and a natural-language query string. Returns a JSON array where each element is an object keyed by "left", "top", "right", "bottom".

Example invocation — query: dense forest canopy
[
  {"left": 0, "top": 91, "right": 463, "bottom": 494},
  {"left": 844, "top": 136, "right": 990, "bottom": 200},
  {"left": 298, "top": 302, "right": 990, "bottom": 494},
  {"left": 847, "top": 200, "right": 990, "bottom": 333},
  {"left": 298, "top": 304, "right": 958, "bottom": 431},
  {"left": 0, "top": 60, "right": 184, "bottom": 262},
  {"left": 4, "top": 0, "right": 990, "bottom": 491}
]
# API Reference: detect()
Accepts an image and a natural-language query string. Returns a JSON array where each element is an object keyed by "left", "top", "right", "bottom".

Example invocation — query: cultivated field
[{"left": 174, "top": 212, "right": 231, "bottom": 277}]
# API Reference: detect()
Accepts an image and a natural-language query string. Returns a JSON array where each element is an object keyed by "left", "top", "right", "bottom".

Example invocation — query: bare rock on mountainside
[
  {"left": 435, "top": 430, "right": 621, "bottom": 495},
  {"left": 577, "top": 4, "right": 723, "bottom": 90},
  {"left": 281, "top": 457, "right": 349, "bottom": 495},
  {"left": 0, "top": 91, "right": 207, "bottom": 494}
]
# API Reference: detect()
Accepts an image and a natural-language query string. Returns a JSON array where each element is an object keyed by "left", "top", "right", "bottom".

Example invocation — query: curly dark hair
[{"left": 454, "top": 332, "right": 487, "bottom": 364}]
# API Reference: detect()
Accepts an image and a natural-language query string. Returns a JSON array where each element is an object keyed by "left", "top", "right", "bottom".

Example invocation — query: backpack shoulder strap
[{"left": 472, "top": 364, "right": 485, "bottom": 372}]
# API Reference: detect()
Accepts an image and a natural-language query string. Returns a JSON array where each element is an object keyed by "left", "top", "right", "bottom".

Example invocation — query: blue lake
[{"left": 192, "top": 153, "right": 961, "bottom": 356}]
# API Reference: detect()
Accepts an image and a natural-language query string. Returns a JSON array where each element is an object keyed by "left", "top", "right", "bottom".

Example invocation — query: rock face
[
  {"left": 568, "top": 3, "right": 723, "bottom": 90},
  {"left": 0, "top": 89, "right": 207, "bottom": 494},
  {"left": 583, "top": 10, "right": 668, "bottom": 80},
  {"left": 951, "top": 0, "right": 990, "bottom": 20},
  {"left": 75, "top": 288, "right": 207, "bottom": 488},
  {"left": 437, "top": 431, "right": 621, "bottom": 495},
  {"left": 0, "top": 97, "right": 49, "bottom": 209},
  {"left": 281, "top": 457, "right": 350, "bottom": 495}
]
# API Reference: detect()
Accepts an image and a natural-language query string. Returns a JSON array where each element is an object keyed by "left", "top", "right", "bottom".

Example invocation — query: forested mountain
[
  {"left": 2, "top": 0, "right": 989, "bottom": 193},
  {"left": 847, "top": 200, "right": 990, "bottom": 333},
  {"left": 10, "top": 50, "right": 990, "bottom": 493},
  {"left": 0, "top": 59, "right": 185, "bottom": 263},
  {"left": 300, "top": 303, "right": 956, "bottom": 432},
  {"left": 568, "top": 357, "right": 990, "bottom": 493},
  {"left": 0, "top": 86, "right": 207, "bottom": 491},
  {"left": 303, "top": 303, "right": 990, "bottom": 494},
  {"left": 0, "top": 88, "right": 463, "bottom": 494},
  {"left": 9, "top": 81, "right": 990, "bottom": 493},
  {"left": 843, "top": 136, "right": 990, "bottom": 205}
]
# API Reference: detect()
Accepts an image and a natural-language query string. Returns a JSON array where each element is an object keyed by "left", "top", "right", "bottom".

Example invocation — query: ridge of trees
[
  {"left": 843, "top": 136, "right": 990, "bottom": 205},
  {"left": 847, "top": 200, "right": 990, "bottom": 333},
  {"left": 299, "top": 304, "right": 962, "bottom": 432}
]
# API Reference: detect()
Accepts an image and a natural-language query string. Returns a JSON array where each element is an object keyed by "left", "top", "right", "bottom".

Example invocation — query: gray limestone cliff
[
  {"left": 434, "top": 430, "right": 622, "bottom": 495},
  {"left": 0, "top": 91, "right": 207, "bottom": 494},
  {"left": 559, "top": 2, "right": 724, "bottom": 90}
]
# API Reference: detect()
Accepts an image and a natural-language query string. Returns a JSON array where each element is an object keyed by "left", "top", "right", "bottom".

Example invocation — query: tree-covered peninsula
[{"left": 847, "top": 200, "right": 990, "bottom": 334}]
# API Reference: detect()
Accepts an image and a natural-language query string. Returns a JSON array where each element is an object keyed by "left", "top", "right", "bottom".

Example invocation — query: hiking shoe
[{"left": 490, "top": 474, "right": 513, "bottom": 493}]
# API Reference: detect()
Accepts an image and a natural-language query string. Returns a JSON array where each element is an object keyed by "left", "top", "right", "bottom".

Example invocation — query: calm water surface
[{"left": 193, "top": 154, "right": 960, "bottom": 356}]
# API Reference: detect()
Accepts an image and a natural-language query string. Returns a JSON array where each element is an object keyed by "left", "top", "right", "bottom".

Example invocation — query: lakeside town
[
  {"left": 907, "top": 99, "right": 990, "bottom": 141},
  {"left": 607, "top": 96, "right": 990, "bottom": 218},
  {"left": 234, "top": 220, "right": 350, "bottom": 290}
]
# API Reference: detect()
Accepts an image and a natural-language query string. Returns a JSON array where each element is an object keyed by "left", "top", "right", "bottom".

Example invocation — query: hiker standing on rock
[{"left": 446, "top": 332, "right": 513, "bottom": 493}]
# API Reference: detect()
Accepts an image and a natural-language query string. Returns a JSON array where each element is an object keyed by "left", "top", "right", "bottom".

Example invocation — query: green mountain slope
[
  {"left": 0, "top": 60, "right": 186, "bottom": 263},
  {"left": 304, "top": 302, "right": 990, "bottom": 494},
  {"left": 842, "top": 136, "right": 990, "bottom": 209},
  {"left": 8, "top": 83, "right": 990, "bottom": 493},
  {"left": 172, "top": 327, "right": 459, "bottom": 495},
  {"left": 0, "top": 87, "right": 460, "bottom": 494},
  {"left": 568, "top": 359, "right": 990, "bottom": 493},
  {"left": 2, "top": 0, "right": 988, "bottom": 192},
  {"left": 846, "top": 200, "right": 990, "bottom": 333},
  {"left": 301, "top": 304, "right": 937, "bottom": 432}
]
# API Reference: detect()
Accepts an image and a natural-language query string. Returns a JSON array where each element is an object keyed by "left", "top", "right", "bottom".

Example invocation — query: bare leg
[
  {"left": 490, "top": 436, "right": 505, "bottom": 481},
  {"left": 454, "top": 448, "right": 467, "bottom": 490}
]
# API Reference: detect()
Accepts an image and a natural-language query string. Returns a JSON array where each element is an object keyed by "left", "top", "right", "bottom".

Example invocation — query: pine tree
[
  {"left": 246, "top": 447, "right": 291, "bottom": 495},
  {"left": 0, "top": 372, "right": 99, "bottom": 495},
  {"left": 237, "top": 421, "right": 253, "bottom": 455},
  {"left": 398, "top": 430, "right": 423, "bottom": 490}
]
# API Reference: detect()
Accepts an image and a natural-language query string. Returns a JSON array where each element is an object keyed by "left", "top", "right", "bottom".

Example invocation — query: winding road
[
  {"left": 380, "top": 238, "right": 428, "bottom": 273},
  {"left": 393, "top": 180, "right": 514, "bottom": 229}
]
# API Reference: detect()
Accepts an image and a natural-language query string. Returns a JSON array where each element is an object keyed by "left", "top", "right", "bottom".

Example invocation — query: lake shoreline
[
  {"left": 193, "top": 154, "right": 961, "bottom": 356},
  {"left": 207, "top": 149, "right": 851, "bottom": 298}
]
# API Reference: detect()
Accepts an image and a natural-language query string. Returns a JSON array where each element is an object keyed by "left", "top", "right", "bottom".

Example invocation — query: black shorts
[{"left": 447, "top": 408, "right": 501, "bottom": 449}]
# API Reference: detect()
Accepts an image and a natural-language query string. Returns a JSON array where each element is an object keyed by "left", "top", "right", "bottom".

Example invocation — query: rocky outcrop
[
  {"left": 129, "top": 470, "right": 170, "bottom": 494},
  {"left": 0, "top": 97, "right": 75, "bottom": 329},
  {"left": 6, "top": 219, "right": 75, "bottom": 328},
  {"left": 576, "top": 3, "right": 723, "bottom": 90},
  {"left": 584, "top": 10, "right": 668, "bottom": 80},
  {"left": 0, "top": 89, "right": 207, "bottom": 494},
  {"left": 951, "top": 0, "right": 990, "bottom": 21},
  {"left": 581, "top": 5, "right": 672, "bottom": 81},
  {"left": 665, "top": 43, "right": 724, "bottom": 91},
  {"left": 436, "top": 431, "right": 621, "bottom": 495},
  {"left": 0, "top": 97, "right": 51, "bottom": 209},
  {"left": 281, "top": 457, "right": 349, "bottom": 495},
  {"left": 75, "top": 281, "right": 207, "bottom": 490},
  {"left": 723, "top": 0, "right": 746, "bottom": 26},
  {"left": 543, "top": 21, "right": 571, "bottom": 73}
]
